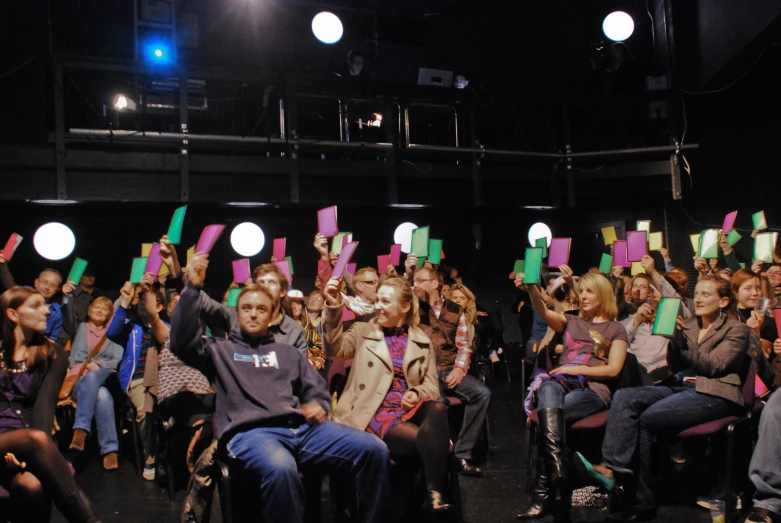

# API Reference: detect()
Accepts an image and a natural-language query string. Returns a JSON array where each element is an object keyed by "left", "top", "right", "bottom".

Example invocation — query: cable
[
  {"left": 401, "top": 160, "right": 433, "bottom": 173},
  {"left": 680, "top": 47, "right": 771, "bottom": 95},
  {"left": 645, "top": 0, "right": 656, "bottom": 61},
  {"left": 0, "top": 53, "right": 45, "bottom": 81}
]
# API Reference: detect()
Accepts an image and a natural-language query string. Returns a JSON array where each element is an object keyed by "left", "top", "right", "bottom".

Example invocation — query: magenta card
[
  {"left": 2, "top": 233, "right": 23, "bottom": 261},
  {"left": 273, "top": 238, "right": 286, "bottom": 260},
  {"left": 145, "top": 244, "right": 163, "bottom": 276},
  {"left": 332, "top": 242, "right": 359, "bottom": 279},
  {"left": 195, "top": 224, "right": 225, "bottom": 254},
  {"left": 343, "top": 306, "right": 356, "bottom": 322},
  {"left": 273, "top": 260, "right": 292, "bottom": 286},
  {"left": 627, "top": 231, "right": 648, "bottom": 262},
  {"left": 346, "top": 263, "right": 357, "bottom": 276},
  {"left": 547, "top": 238, "right": 571, "bottom": 268},
  {"left": 722, "top": 211, "right": 738, "bottom": 234},
  {"left": 317, "top": 206, "right": 338, "bottom": 238},
  {"left": 232, "top": 259, "right": 251, "bottom": 283},
  {"left": 389, "top": 244, "right": 402, "bottom": 266},
  {"left": 614, "top": 240, "right": 631, "bottom": 268},
  {"left": 377, "top": 255, "right": 391, "bottom": 273}
]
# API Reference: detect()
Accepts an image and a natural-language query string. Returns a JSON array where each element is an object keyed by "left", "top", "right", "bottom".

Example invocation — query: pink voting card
[
  {"left": 273, "top": 238, "right": 286, "bottom": 260},
  {"left": 232, "top": 259, "right": 251, "bottom": 284},
  {"left": 343, "top": 306, "right": 356, "bottom": 322},
  {"left": 377, "top": 255, "right": 391, "bottom": 274},
  {"left": 722, "top": 211, "right": 738, "bottom": 234},
  {"left": 317, "top": 206, "right": 338, "bottom": 238},
  {"left": 333, "top": 242, "right": 359, "bottom": 279},
  {"left": 774, "top": 309, "right": 781, "bottom": 338},
  {"left": 2, "top": 233, "right": 23, "bottom": 261},
  {"left": 614, "top": 240, "right": 631, "bottom": 267},
  {"left": 196, "top": 225, "right": 225, "bottom": 254},
  {"left": 389, "top": 244, "right": 402, "bottom": 266},
  {"left": 547, "top": 238, "right": 571, "bottom": 268},
  {"left": 273, "top": 260, "right": 292, "bottom": 286},
  {"left": 346, "top": 263, "right": 357, "bottom": 276},
  {"left": 145, "top": 244, "right": 163, "bottom": 276},
  {"left": 627, "top": 231, "right": 648, "bottom": 262}
]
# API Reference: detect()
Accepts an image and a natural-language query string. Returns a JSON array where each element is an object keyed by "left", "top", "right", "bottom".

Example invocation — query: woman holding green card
[
  {"left": 575, "top": 275, "right": 751, "bottom": 521},
  {"left": 514, "top": 270, "right": 628, "bottom": 521}
]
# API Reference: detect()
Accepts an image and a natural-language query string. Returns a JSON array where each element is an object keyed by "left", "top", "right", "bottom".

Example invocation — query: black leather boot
[
  {"left": 538, "top": 408, "right": 570, "bottom": 523},
  {"left": 56, "top": 489, "right": 102, "bottom": 523},
  {"left": 517, "top": 453, "right": 550, "bottom": 519}
]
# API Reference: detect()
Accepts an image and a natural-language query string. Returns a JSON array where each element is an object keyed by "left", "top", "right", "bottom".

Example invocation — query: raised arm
[
  {"left": 321, "top": 277, "right": 359, "bottom": 360},
  {"left": 513, "top": 273, "right": 568, "bottom": 333},
  {"left": 139, "top": 273, "right": 170, "bottom": 344},
  {"left": 0, "top": 254, "right": 17, "bottom": 290},
  {"left": 170, "top": 254, "right": 215, "bottom": 379}
]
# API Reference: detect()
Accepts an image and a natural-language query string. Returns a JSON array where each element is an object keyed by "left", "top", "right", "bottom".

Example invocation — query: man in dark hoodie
[{"left": 171, "top": 254, "right": 392, "bottom": 523}]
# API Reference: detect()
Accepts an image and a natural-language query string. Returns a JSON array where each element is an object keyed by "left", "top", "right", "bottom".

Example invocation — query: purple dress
[
  {"left": 0, "top": 371, "right": 33, "bottom": 433},
  {"left": 366, "top": 327, "right": 431, "bottom": 439}
]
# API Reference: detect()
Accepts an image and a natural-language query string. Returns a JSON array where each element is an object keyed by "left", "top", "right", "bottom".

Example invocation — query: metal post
[
  {"left": 403, "top": 107, "right": 410, "bottom": 148},
  {"left": 279, "top": 97, "right": 286, "bottom": 140},
  {"left": 337, "top": 98, "right": 344, "bottom": 142},
  {"left": 453, "top": 107, "right": 460, "bottom": 148},
  {"left": 179, "top": 67, "right": 190, "bottom": 202},
  {"left": 53, "top": 56, "right": 67, "bottom": 199}
]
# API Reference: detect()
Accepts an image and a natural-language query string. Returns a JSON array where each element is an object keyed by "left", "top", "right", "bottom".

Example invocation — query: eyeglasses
[
  {"left": 356, "top": 279, "right": 378, "bottom": 286},
  {"left": 414, "top": 278, "right": 434, "bottom": 285},
  {"left": 37, "top": 279, "right": 60, "bottom": 289}
]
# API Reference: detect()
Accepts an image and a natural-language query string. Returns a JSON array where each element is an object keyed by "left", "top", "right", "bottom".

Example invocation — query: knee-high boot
[
  {"left": 517, "top": 452, "right": 550, "bottom": 519},
  {"left": 538, "top": 408, "right": 570, "bottom": 523},
  {"left": 55, "top": 489, "right": 102, "bottom": 523}
]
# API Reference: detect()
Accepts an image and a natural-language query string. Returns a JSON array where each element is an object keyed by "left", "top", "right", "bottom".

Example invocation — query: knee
[
  {"left": 11, "top": 471, "right": 44, "bottom": 498},
  {"left": 475, "top": 382, "right": 491, "bottom": 403},
  {"left": 26, "top": 429, "right": 52, "bottom": 450},
  {"left": 97, "top": 387, "right": 114, "bottom": 405}
]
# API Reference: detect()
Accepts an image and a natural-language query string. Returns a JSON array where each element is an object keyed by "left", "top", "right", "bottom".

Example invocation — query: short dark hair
[{"left": 348, "top": 50, "right": 365, "bottom": 62}]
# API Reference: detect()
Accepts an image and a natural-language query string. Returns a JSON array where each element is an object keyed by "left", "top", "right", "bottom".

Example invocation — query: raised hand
[
  {"left": 640, "top": 255, "right": 655, "bottom": 274},
  {"left": 119, "top": 282, "right": 135, "bottom": 308},
  {"left": 323, "top": 277, "right": 342, "bottom": 306},
  {"left": 187, "top": 253, "right": 209, "bottom": 287},
  {"left": 314, "top": 233, "right": 329, "bottom": 260},
  {"left": 61, "top": 282, "right": 77, "bottom": 296},
  {"left": 404, "top": 254, "right": 418, "bottom": 278},
  {"left": 694, "top": 257, "right": 708, "bottom": 275}
]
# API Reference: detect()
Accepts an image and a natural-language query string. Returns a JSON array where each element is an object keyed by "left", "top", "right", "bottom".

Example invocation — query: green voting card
[
  {"left": 227, "top": 288, "right": 242, "bottom": 307},
  {"left": 67, "top": 258, "right": 88, "bottom": 285},
  {"left": 513, "top": 259, "right": 525, "bottom": 274},
  {"left": 428, "top": 239, "right": 443, "bottom": 264},
  {"left": 331, "top": 232, "right": 352, "bottom": 255},
  {"left": 535, "top": 237, "right": 548, "bottom": 258},
  {"left": 167, "top": 206, "right": 187, "bottom": 245},
  {"left": 727, "top": 229, "right": 742, "bottom": 247},
  {"left": 524, "top": 248, "right": 543, "bottom": 285},
  {"left": 285, "top": 255, "right": 295, "bottom": 275},
  {"left": 411, "top": 227, "right": 430, "bottom": 258},
  {"left": 652, "top": 297, "right": 680, "bottom": 337},
  {"left": 753, "top": 211, "right": 768, "bottom": 231},
  {"left": 755, "top": 232, "right": 778, "bottom": 263},
  {"left": 699, "top": 229, "right": 720, "bottom": 259},
  {"left": 417, "top": 256, "right": 428, "bottom": 268},
  {"left": 599, "top": 253, "right": 613, "bottom": 275},
  {"left": 130, "top": 257, "right": 148, "bottom": 284}
]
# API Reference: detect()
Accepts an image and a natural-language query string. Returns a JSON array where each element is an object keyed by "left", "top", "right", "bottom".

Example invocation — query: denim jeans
[
  {"left": 439, "top": 371, "right": 492, "bottom": 460},
  {"left": 751, "top": 388, "right": 781, "bottom": 516},
  {"left": 536, "top": 380, "right": 606, "bottom": 423},
  {"left": 226, "top": 420, "right": 392, "bottom": 523},
  {"left": 601, "top": 385, "right": 740, "bottom": 511},
  {"left": 72, "top": 368, "right": 118, "bottom": 455}
]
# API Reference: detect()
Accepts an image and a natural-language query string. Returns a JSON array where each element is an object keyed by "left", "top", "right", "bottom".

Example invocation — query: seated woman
[
  {"left": 447, "top": 284, "right": 480, "bottom": 369},
  {"left": 576, "top": 275, "right": 751, "bottom": 521},
  {"left": 288, "top": 289, "right": 326, "bottom": 374},
  {"left": 513, "top": 269, "right": 628, "bottom": 522},
  {"left": 321, "top": 276, "right": 452, "bottom": 514},
  {"left": 0, "top": 287, "right": 101, "bottom": 523},
  {"left": 66, "top": 296, "right": 125, "bottom": 470}
]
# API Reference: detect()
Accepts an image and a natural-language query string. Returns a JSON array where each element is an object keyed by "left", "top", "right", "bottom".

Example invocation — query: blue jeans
[
  {"left": 536, "top": 380, "right": 606, "bottom": 423},
  {"left": 72, "top": 368, "right": 118, "bottom": 455},
  {"left": 751, "top": 388, "right": 781, "bottom": 516},
  {"left": 226, "top": 420, "right": 392, "bottom": 523},
  {"left": 439, "top": 371, "right": 491, "bottom": 460},
  {"left": 601, "top": 385, "right": 740, "bottom": 511}
]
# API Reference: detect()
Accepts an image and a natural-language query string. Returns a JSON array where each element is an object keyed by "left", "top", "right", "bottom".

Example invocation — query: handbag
[{"left": 58, "top": 335, "right": 109, "bottom": 401}]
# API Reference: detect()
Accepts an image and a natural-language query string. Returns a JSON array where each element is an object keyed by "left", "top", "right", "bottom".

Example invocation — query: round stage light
[
  {"left": 603, "top": 11, "right": 635, "bottom": 42},
  {"left": 528, "top": 222, "right": 552, "bottom": 248},
  {"left": 312, "top": 12, "right": 344, "bottom": 44},
  {"left": 33, "top": 222, "right": 76, "bottom": 260},
  {"left": 115, "top": 95, "right": 128, "bottom": 110},
  {"left": 394, "top": 222, "right": 419, "bottom": 254},
  {"left": 231, "top": 222, "right": 265, "bottom": 257},
  {"left": 154, "top": 49, "right": 164, "bottom": 58}
]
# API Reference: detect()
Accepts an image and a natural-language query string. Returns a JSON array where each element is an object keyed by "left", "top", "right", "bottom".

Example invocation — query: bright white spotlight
[
  {"left": 394, "top": 222, "right": 419, "bottom": 254},
  {"left": 602, "top": 11, "right": 634, "bottom": 42},
  {"left": 34, "top": 222, "right": 76, "bottom": 260},
  {"left": 113, "top": 94, "right": 137, "bottom": 111},
  {"left": 528, "top": 222, "right": 552, "bottom": 248},
  {"left": 230, "top": 222, "right": 265, "bottom": 257},
  {"left": 154, "top": 49, "right": 164, "bottom": 58},
  {"left": 312, "top": 12, "right": 343, "bottom": 44}
]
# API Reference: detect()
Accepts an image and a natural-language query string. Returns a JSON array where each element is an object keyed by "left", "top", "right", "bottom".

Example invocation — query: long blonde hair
[
  {"left": 379, "top": 277, "right": 420, "bottom": 328},
  {"left": 448, "top": 284, "right": 478, "bottom": 325},
  {"left": 578, "top": 272, "right": 618, "bottom": 321}
]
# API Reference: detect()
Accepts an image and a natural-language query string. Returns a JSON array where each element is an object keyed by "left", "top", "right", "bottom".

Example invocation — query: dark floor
[{"left": 52, "top": 370, "right": 723, "bottom": 523}]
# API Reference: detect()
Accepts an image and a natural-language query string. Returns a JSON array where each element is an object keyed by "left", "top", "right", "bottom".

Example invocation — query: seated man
[
  {"left": 170, "top": 253, "right": 392, "bottom": 523},
  {"left": 746, "top": 363, "right": 781, "bottom": 523}
]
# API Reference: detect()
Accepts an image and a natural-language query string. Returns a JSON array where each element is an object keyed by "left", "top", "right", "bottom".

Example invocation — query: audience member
[{"left": 0, "top": 257, "right": 66, "bottom": 341}]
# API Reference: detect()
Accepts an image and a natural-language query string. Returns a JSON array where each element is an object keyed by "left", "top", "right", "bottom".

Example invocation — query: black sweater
[{"left": 170, "top": 285, "right": 331, "bottom": 442}]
